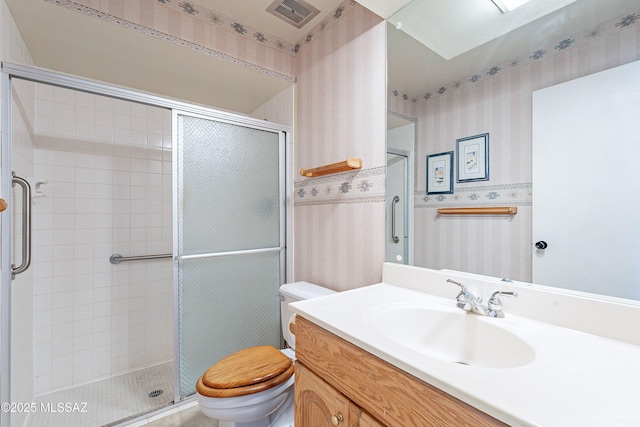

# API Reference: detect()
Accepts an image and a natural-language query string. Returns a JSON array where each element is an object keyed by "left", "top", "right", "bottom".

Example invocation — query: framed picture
[
  {"left": 426, "top": 151, "right": 453, "bottom": 194},
  {"left": 456, "top": 133, "right": 489, "bottom": 182}
]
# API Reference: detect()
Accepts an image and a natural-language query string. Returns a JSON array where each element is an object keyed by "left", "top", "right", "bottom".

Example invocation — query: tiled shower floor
[{"left": 26, "top": 362, "right": 174, "bottom": 427}]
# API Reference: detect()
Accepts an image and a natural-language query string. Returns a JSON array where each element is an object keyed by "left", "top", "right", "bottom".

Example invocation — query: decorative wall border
[
  {"left": 290, "top": 0, "right": 358, "bottom": 55},
  {"left": 294, "top": 166, "right": 386, "bottom": 206},
  {"left": 151, "top": 0, "right": 358, "bottom": 56},
  {"left": 154, "top": 0, "right": 296, "bottom": 54},
  {"left": 47, "top": 0, "right": 357, "bottom": 62},
  {"left": 46, "top": 0, "right": 296, "bottom": 82},
  {"left": 415, "top": 182, "right": 532, "bottom": 208},
  {"left": 390, "top": 10, "right": 640, "bottom": 104}
]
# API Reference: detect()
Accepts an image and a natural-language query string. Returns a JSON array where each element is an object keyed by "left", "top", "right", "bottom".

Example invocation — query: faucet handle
[
  {"left": 487, "top": 291, "right": 518, "bottom": 317},
  {"left": 446, "top": 279, "right": 467, "bottom": 292},
  {"left": 455, "top": 291, "right": 470, "bottom": 310},
  {"left": 447, "top": 279, "right": 474, "bottom": 310},
  {"left": 490, "top": 290, "right": 518, "bottom": 300}
]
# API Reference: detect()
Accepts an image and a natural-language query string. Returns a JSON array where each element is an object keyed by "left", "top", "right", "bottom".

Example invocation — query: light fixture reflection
[{"left": 491, "top": 0, "right": 531, "bottom": 13}]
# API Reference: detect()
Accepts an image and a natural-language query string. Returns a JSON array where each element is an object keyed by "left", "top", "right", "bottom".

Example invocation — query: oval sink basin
[{"left": 366, "top": 305, "right": 535, "bottom": 369}]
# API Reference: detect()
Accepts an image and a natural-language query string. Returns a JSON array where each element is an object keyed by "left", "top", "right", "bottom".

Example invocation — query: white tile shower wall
[
  {"left": 32, "top": 83, "right": 173, "bottom": 395},
  {"left": 1, "top": 1, "right": 36, "bottom": 424}
]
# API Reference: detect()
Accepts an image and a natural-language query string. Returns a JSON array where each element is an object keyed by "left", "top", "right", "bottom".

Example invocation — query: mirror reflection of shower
[
  {"left": 386, "top": 152, "right": 407, "bottom": 264},
  {"left": 386, "top": 112, "right": 416, "bottom": 265}
]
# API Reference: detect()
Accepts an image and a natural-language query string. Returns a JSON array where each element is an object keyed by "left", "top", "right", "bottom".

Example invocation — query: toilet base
[
  {"left": 218, "top": 419, "right": 268, "bottom": 427},
  {"left": 216, "top": 392, "right": 293, "bottom": 427}
]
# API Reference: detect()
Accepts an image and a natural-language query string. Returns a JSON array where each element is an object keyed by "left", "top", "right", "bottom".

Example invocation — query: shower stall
[
  {"left": 386, "top": 115, "right": 415, "bottom": 266},
  {"left": 1, "top": 64, "right": 288, "bottom": 426}
]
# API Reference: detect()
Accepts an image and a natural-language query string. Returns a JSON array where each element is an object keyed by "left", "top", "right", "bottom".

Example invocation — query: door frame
[{"left": 0, "top": 62, "right": 291, "bottom": 426}]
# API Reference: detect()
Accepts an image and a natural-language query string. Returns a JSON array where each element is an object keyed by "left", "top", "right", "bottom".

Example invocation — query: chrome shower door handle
[
  {"left": 11, "top": 173, "right": 32, "bottom": 279},
  {"left": 391, "top": 195, "right": 400, "bottom": 244}
]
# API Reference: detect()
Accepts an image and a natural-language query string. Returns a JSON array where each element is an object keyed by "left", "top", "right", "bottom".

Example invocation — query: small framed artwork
[
  {"left": 456, "top": 133, "right": 489, "bottom": 182},
  {"left": 426, "top": 151, "right": 454, "bottom": 194}
]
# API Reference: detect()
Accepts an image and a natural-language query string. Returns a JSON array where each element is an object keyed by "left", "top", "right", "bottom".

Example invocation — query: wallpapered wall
[
  {"left": 54, "top": 0, "right": 295, "bottom": 82},
  {"left": 389, "top": 10, "right": 640, "bottom": 282},
  {"left": 293, "top": 3, "right": 387, "bottom": 291},
  {"left": 47, "top": 0, "right": 389, "bottom": 290}
]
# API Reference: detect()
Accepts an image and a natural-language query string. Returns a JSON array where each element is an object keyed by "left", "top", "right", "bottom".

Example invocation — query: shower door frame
[
  {"left": 386, "top": 148, "right": 409, "bottom": 264},
  {"left": 0, "top": 62, "right": 290, "bottom": 426},
  {"left": 172, "top": 109, "right": 288, "bottom": 400}
]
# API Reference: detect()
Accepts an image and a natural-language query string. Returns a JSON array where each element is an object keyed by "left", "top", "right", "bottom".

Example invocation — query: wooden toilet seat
[{"left": 196, "top": 345, "right": 294, "bottom": 398}]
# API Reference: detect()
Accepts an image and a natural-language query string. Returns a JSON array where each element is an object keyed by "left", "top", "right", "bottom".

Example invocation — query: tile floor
[
  {"left": 26, "top": 363, "right": 174, "bottom": 427},
  {"left": 142, "top": 404, "right": 217, "bottom": 427}
]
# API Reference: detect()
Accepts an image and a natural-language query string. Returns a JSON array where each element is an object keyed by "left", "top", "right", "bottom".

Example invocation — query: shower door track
[{"left": 0, "top": 63, "right": 288, "bottom": 130}]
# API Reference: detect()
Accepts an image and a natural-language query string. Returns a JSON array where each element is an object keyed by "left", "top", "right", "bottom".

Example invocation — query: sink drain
[
  {"left": 454, "top": 361, "right": 469, "bottom": 366},
  {"left": 148, "top": 389, "right": 164, "bottom": 398}
]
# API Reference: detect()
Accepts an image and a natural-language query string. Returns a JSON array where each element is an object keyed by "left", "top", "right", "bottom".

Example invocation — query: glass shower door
[
  {"left": 174, "top": 111, "right": 285, "bottom": 398},
  {"left": 386, "top": 150, "right": 408, "bottom": 264}
]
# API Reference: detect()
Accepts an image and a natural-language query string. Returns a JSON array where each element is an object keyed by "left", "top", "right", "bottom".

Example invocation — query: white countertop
[{"left": 290, "top": 282, "right": 640, "bottom": 427}]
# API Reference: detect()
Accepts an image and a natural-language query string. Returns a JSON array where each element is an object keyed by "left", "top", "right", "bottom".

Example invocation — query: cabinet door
[
  {"left": 350, "top": 402, "right": 384, "bottom": 427},
  {"left": 295, "top": 362, "right": 350, "bottom": 426}
]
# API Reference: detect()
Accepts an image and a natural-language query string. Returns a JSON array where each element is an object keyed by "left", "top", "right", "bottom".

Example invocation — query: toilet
[{"left": 196, "top": 281, "right": 336, "bottom": 427}]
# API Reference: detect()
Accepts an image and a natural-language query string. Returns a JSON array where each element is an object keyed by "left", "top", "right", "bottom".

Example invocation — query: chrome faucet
[
  {"left": 446, "top": 279, "right": 487, "bottom": 315},
  {"left": 446, "top": 279, "right": 517, "bottom": 318},
  {"left": 486, "top": 290, "right": 518, "bottom": 318}
]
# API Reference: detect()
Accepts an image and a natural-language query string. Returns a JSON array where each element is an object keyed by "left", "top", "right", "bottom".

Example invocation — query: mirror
[{"left": 386, "top": 0, "right": 640, "bottom": 300}]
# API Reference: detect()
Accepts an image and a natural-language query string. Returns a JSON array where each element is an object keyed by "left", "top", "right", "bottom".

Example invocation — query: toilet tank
[{"left": 279, "top": 281, "right": 335, "bottom": 349}]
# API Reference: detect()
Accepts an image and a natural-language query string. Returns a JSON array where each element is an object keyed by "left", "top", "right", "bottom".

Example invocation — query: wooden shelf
[
  {"left": 437, "top": 207, "right": 518, "bottom": 215},
  {"left": 300, "top": 157, "right": 362, "bottom": 177}
]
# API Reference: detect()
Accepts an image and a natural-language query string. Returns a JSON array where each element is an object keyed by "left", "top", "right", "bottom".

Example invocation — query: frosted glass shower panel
[
  {"left": 175, "top": 111, "right": 285, "bottom": 399},
  {"left": 178, "top": 252, "right": 281, "bottom": 397},
  {"left": 177, "top": 115, "right": 281, "bottom": 255}
]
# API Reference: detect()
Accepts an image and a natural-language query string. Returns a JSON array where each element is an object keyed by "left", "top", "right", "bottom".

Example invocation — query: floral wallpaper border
[
  {"left": 155, "top": 0, "right": 295, "bottom": 53},
  {"left": 294, "top": 166, "right": 386, "bottom": 206},
  {"left": 46, "top": 0, "right": 296, "bottom": 82},
  {"left": 390, "top": 10, "right": 640, "bottom": 103},
  {"left": 46, "top": 0, "right": 357, "bottom": 73},
  {"left": 151, "top": 0, "right": 358, "bottom": 56},
  {"left": 416, "top": 182, "right": 532, "bottom": 208}
]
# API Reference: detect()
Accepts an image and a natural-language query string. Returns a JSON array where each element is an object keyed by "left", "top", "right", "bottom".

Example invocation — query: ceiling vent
[{"left": 266, "top": 0, "right": 320, "bottom": 29}]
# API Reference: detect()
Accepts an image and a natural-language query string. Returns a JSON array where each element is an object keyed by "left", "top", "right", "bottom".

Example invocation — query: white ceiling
[
  {"left": 388, "top": 0, "right": 577, "bottom": 60},
  {"left": 387, "top": 0, "right": 640, "bottom": 101},
  {"left": 354, "top": 0, "right": 412, "bottom": 19},
  {"left": 4, "top": 0, "right": 343, "bottom": 114},
  {"left": 5, "top": 0, "right": 640, "bottom": 115}
]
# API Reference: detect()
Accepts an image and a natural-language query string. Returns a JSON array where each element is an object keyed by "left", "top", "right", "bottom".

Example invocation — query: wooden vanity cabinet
[
  {"left": 294, "top": 316, "right": 507, "bottom": 427},
  {"left": 295, "top": 361, "right": 383, "bottom": 426},
  {"left": 350, "top": 402, "right": 384, "bottom": 427}
]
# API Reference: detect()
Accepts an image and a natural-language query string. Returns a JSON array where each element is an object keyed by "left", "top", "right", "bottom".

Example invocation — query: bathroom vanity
[
  {"left": 291, "top": 263, "right": 640, "bottom": 426},
  {"left": 294, "top": 316, "right": 504, "bottom": 426}
]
